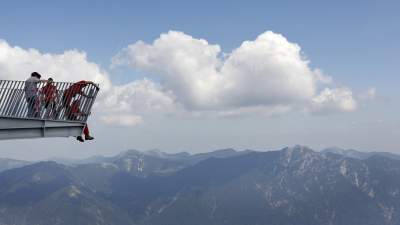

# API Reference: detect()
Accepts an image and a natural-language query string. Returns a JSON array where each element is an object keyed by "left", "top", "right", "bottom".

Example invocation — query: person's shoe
[
  {"left": 85, "top": 136, "right": 94, "bottom": 141},
  {"left": 77, "top": 136, "right": 84, "bottom": 142}
]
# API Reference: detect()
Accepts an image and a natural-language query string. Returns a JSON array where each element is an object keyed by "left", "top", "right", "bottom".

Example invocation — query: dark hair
[
  {"left": 31, "top": 72, "right": 41, "bottom": 79},
  {"left": 48, "top": 77, "right": 53, "bottom": 82}
]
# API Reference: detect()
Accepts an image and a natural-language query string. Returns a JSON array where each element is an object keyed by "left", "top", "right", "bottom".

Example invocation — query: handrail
[{"left": 0, "top": 80, "right": 99, "bottom": 123}]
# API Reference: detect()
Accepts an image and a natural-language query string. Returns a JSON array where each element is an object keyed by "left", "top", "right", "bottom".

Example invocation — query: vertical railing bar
[
  {"left": 20, "top": 81, "right": 30, "bottom": 118},
  {"left": 73, "top": 83, "right": 81, "bottom": 122},
  {"left": 10, "top": 81, "right": 21, "bottom": 116},
  {"left": 26, "top": 79, "right": 35, "bottom": 118},
  {"left": 4, "top": 81, "right": 16, "bottom": 116},
  {"left": 80, "top": 84, "right": 89, "bottom": 122},
  {"left": 3, "top": 81, "right": 15, "bottom": 116},
  {"left": 65, "top": 82, "right": 74, "bottom": 121},
  {"left": 39, "top": 81, "right": 45, "bottom": 119},
  {"left": 12, "top": 82, "right": 21, "bottom": 117},
  {"left": 9, "top": 84, "right": 21, "bottom": 116},
  {"left": 14, "top": 82, "right": 25, "bottom": 118},
  {"left": 82, "top": 84, "right": 90, "bottom": 122},
  {"left": 54, "top": 82, "right": 63, "bottom": 121},
  {"left": 0, "top": 81, "right": 6, "bottom": 115},
  {"left": 85, "top": 84, "right": 93, "bottom": 122},
  {"left": 15, "top": 81, "right": 26, "bottom": 118},
  {"left": 13, "top": 81, "right": 24, "bottom": 117},
  {"left": 0, "top": 81, "right": 11, "bottom": 114},
  {"left": 83, "top": 84, "right": 96, "bottom": 122},
  {"left": 59, "top": 82, "right": 69, "bottom": 120},
  {"left": 4, "top": 81, "right": 19, "bottom": 116},
  {"left": 85, "top": 83, "right": 99, "bottom": 122},
  {"left": 0, "top": 81, "right": 12, "bottom": 115},
  {"left": 0, "top": 81, "right": 8, "bottom": 113},
  {"left": 83, "top": 83, "right": 93, "bottom": 122},
  {"left": 57, "top": 82, "right": 65, "bottom": 120},
  {"left": 57, "top": 82, "right": 64, "bottom": 120}
]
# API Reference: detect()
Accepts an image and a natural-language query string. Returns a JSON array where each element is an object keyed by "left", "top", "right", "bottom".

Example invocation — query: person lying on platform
[{"left": 68, "top": 99, "right": 94, "bottom": 142}]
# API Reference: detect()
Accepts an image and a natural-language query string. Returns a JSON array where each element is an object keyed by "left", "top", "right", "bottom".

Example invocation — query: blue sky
[
  {"left": 0, "top": 0, "right": 399, "bottom": 160},
  {"left": 2, "top": 1, "right": 399, "bottom": 89}
]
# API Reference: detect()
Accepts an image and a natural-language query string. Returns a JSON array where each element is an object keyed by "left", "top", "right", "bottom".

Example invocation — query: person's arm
[{"left": 86, "top": 81, "right": 100, "bottom": 90}]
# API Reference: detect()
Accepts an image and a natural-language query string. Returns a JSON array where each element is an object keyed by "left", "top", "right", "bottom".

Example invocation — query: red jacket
[
  {"left": 63, "top": 80, "right": 89, "bottom": 103},
  {"left": 41, "top": 84, "right": 57, "bottom": 102}
]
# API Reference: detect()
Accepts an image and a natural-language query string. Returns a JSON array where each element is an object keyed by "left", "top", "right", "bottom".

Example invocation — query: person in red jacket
[
  {"left": 59, "top": 80, "right": 99, "bottom": 119},
  {"left": 40, "top": 78, "right": 57, "bottom": 118},
  {"left": 68, "top": 99, "right": 94, "bottom": 142}
]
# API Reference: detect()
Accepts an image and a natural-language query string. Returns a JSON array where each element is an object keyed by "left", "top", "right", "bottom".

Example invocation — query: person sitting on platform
[
  {"left": 58, "top": 80, "right": 99, "bottom": 119},
  {"left": 68, "top": 99, "right": 94, "bottom": 142}
]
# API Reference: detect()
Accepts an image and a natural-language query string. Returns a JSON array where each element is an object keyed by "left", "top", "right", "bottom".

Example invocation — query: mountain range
[{"left": 0, "top": 146, "right": 399, "bottom": 225}]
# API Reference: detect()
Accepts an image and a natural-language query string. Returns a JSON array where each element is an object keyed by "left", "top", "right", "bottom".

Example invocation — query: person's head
[
  {"left": 47, "top": 77, "right": 54, "bottom": 84},
  {"left": 31, "top": 72, "right": 41, "bottom": 79}
]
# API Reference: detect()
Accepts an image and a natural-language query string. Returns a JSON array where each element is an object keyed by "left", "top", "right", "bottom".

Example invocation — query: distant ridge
[{"left": 321, "top": 147, "right": 400, "bottom": 160}]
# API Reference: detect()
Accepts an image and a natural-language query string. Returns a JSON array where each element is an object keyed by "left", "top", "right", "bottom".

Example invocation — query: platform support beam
[{"left": 0, "top": 117, "right": 84, "bottom": 140}]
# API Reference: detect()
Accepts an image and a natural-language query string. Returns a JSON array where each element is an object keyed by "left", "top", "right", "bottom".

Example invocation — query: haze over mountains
[{"left": 0, "top": 146, "right": 399, "bottom": 225}]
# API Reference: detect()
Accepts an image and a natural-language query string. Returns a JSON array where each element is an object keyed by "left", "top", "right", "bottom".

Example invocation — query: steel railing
[{"left": 0, "top": 80, "right": 99, "bottom": 123}]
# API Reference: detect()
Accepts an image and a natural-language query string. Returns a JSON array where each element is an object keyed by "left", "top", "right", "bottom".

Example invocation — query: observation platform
[{"left": 0, "top": 80, "right": 99, "bottom": 140}]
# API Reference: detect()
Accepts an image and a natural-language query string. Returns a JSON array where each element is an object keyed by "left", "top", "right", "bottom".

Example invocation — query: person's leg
[
  {"left": 76, "top": 124, "right": 93, "bottom": 142},
  {"left": 26, "top": 96, "right": 35, "bottom": 117},
  {"left": 50, "top": 101, "right": 57, "bottom": 119},
  {"left": 56, "top": 94, "right": 70, "bottom": 120},
  {"left": 43, "top": 101, "right": 50, "bottom": 118},
  {"left": 25, "top": 97, "right": 31, "bottom": 117},
  {"left": 83, "top": 125, "right": 89, "bottom": 137},
  {"left": 34, "top": 96, "right": 42, "bottom": 118},
  {"left": 76, "top": 123, "right": 86, "bottom": 142},
  {"left": 84, "top": 124, "right": 94, "bottom": 140}
]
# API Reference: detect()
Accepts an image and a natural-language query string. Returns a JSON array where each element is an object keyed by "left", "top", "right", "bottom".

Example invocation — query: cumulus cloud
[
  {"left": 0, "top": 30, "right": 360, "bottom": 126},
  {"left": 0, "top": 40, "right": 112, "bottom": 91},
  {"left": 310, "top": 87, "right": 357, "bottom": 114},
  {"left": 112, "top": 31, "right": 347, "bottom": 115},
  {"left": 100, "top": 79, "right": 178, "bottom": 118}
]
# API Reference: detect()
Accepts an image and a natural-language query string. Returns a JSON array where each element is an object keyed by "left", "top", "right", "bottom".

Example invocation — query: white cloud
[
  {"left": 0, "top": 40, "right": 112, "bottom": 91},
  {"left": 113, "top": 30, "right": 347, "bottom": 114},
  {"left": 100, "top": 114, "right": 143, "bottom": 126},
  {"left": 113, "top": 31, "right": 222, "bottom": 110},
  {"left": 310, "top": 87, "right": 357, "bottom": 114},
  {"left": 100, "top": 78, "right": 177, "bottom": 116},
  {"left": 0, "top": 30, "right": 360, "bottom": 127}
]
